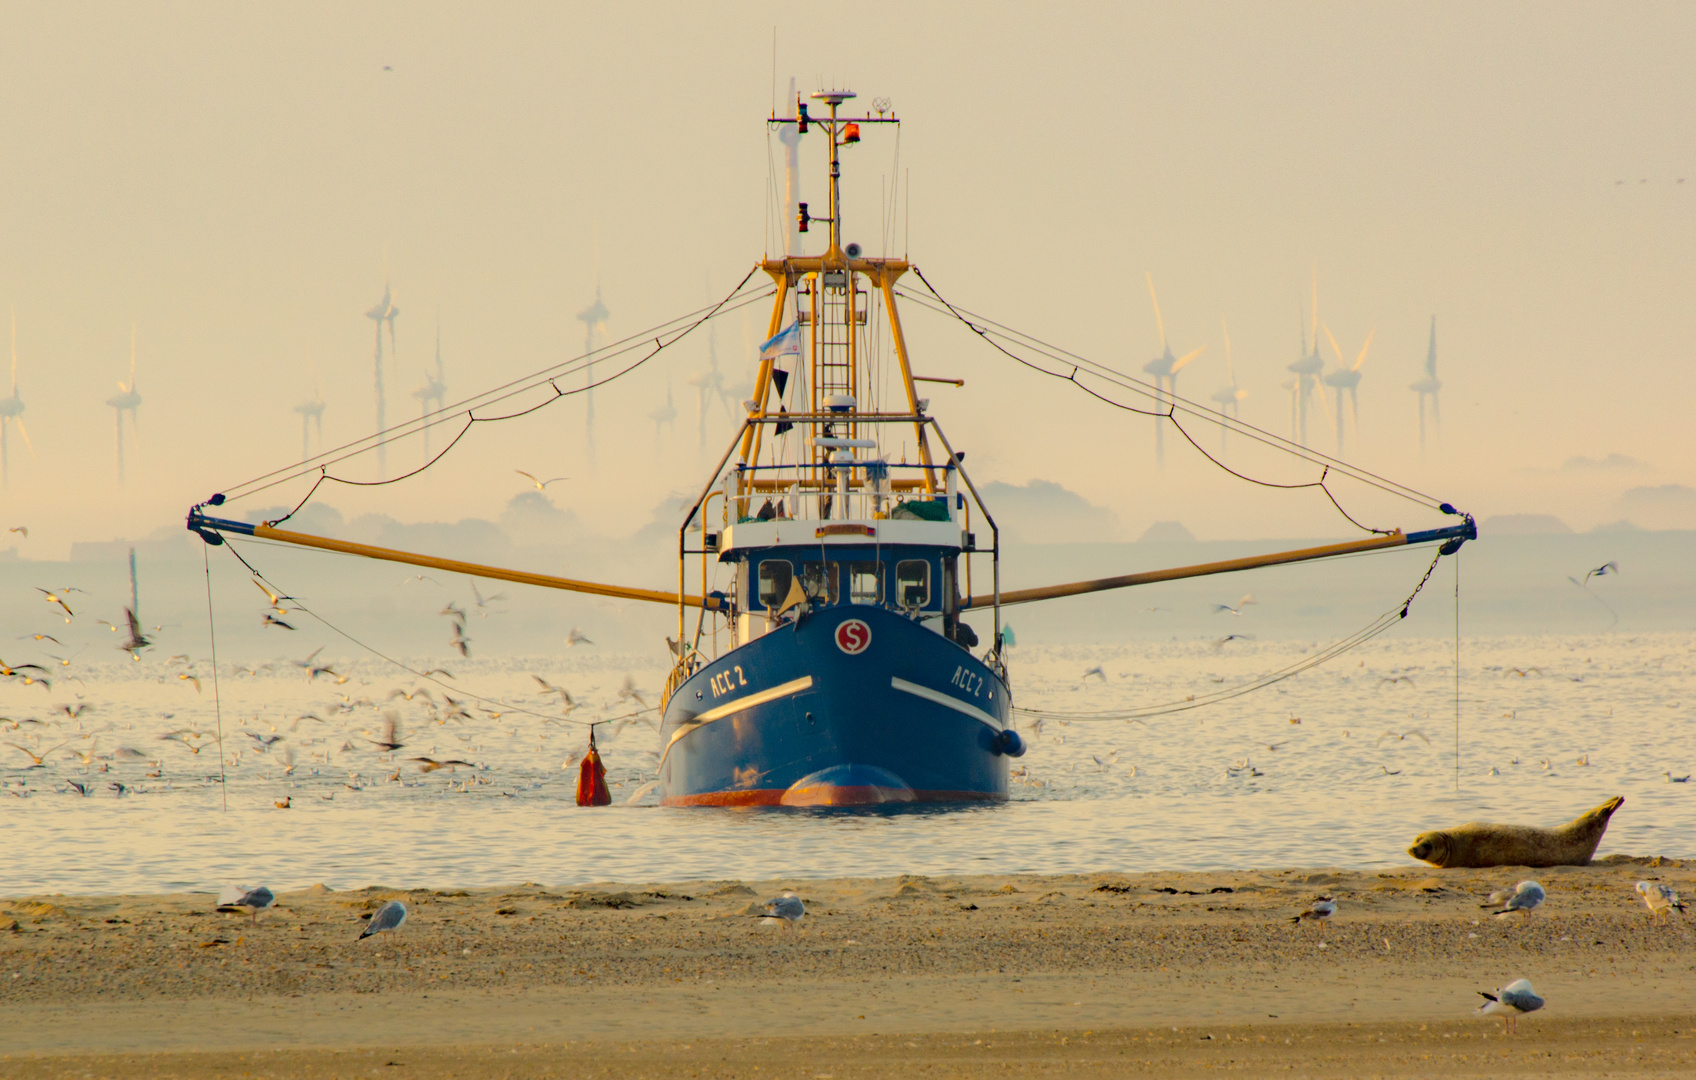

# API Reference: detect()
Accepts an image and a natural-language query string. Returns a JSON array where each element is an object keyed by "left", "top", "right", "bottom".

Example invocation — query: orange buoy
[{"left": 576, "top": 726, "right": 611, "bottom": 806}]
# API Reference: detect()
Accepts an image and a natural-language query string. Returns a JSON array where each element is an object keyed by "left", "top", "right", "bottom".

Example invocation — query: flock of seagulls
[
  {"left": 1, "top": 562, "right": 679, "bottom": 806},
  {"left": 1283, "top": 876, "right": 1686, "bottom": 1034}
]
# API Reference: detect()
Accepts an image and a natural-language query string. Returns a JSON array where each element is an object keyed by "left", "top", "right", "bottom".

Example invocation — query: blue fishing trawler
[
  {"left": 185, "top": 88, "right": 1474, "bottom": 809},
  {"left": 652, "top": 90, "right": 1027, "bottom": 805}
]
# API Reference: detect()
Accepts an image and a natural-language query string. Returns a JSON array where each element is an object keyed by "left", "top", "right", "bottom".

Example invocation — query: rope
[
  {"left": 218, "top": 271, "right": 771, "bottom": 505},
  {"left": 218, "top": 538, "right": 654, "bottom": 730},
  {"left": 1013, "top": 550, "right": 1444, "bottom": 723},
  {"left": 1454, "top": 548, "right": 1461, "bottom": 791},
  {"left": 899, "top": 272, "right": 1444, "bottom": 517},
  {"left": 202, "top": 543, "right": 228, "bottom": 810}
]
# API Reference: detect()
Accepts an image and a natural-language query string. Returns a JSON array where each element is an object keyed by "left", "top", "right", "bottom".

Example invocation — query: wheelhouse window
[
  {"left": 895, "top": 559, "right": 930, "bottom": 609},
  {"left": 757, "top": 560, "right": 793, "bottom": 609},
  {"left": 800, "top": 561, "right": 839, "bottom": 604},
  {"left": 847, "top": 561, "right": 883, "bottom": 605}
]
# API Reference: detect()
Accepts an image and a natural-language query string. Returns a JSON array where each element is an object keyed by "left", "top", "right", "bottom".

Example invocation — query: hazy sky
[{"left": 2, "top": 2, "right": 1692, "bottom": 559}]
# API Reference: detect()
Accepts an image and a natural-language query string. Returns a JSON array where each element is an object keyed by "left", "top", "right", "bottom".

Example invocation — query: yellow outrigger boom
[
  {"left": 967, "top": 525, "right": 1471, "bottom": 609},
  {"left": 187, "top": 504, "right": 1471, "bottom": 614},
  {"left": 187, "top": 507, "right": 723, "bottom": 610}
]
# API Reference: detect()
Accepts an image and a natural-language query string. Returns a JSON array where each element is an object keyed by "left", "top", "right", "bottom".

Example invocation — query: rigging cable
[
  {"left": 218, "top": 271, "right": 772, "bottom": 507},
  {"left": 897, "top": 271, "right": 1443, "bottom": 531},
  {"left": 1454, "top": 547, "right": 1462, "bottom": 791},
  {"left": 201, "top": 543, "right": 228, "bottom": 810},
  {"left": 217, "top": 537, "right": 653, "bottom": 731},
  {"left": 1014, "top": 549, "right": 1445, "bottom": 724}
]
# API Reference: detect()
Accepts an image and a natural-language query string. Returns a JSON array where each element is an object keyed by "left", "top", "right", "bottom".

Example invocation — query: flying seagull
[
  {"left": 119, "top": 608, "right": 151, "bottom": 654},
  {"left": 1582, "top": 561, "right": 1618, "bottom": 585},
  {"left": 516, "top": 470, "right": 569, "bottom": 491}
]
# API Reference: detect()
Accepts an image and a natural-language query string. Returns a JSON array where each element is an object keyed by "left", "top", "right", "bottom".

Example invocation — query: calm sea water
[{"left": 4, "top": 630, "right": 1691, "bottom": 895}]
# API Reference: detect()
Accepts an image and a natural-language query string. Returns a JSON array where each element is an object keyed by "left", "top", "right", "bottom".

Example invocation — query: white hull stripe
[
  {"left": 695, "top": 676, "right": 816, "bottom": 723},
  {"left": 662, "top": 676, "right": 816, "bottom": 762},
  {"left": 891, "top": 677, "right": 1004, "bottom": 731}
]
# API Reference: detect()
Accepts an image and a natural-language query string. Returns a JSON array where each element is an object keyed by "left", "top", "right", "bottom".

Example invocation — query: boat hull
[{"left": 659, "top": 606, "right": 1013, "bottom": 806}]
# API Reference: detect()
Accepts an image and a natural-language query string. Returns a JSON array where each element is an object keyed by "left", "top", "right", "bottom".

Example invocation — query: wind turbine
[
  {"left": 0, "top": 311, "right": 34, "bottom": 487},
  {"left": 1280, "top": 377, "right": 1299, "bottom": 442},
  {"left": 365, "top": 277, "right": 398, "bottom": 477},
  {"left": 1410, "top": 317, "right": 1442, "bottom": 450},
  {"left": 293, "top": 389, "right": 326, "bottom": 463},
  {"left": 578, "top": 284, "right": 609, "bottom": 462},
  {"left": 105, "top": 326, "right": 142, "bottom": 483},
  {"left": 1286, "top": 274, "right": 1325, "bottom": 446},
  {"left": 412, "top": 316, "right": 448, "bottom": 457},
  {"left": 1141, "top": 274, "right": 1206, "bottom": 466},
  {"left": 1321, "top": 324, "right": 1374, "bottom": 456},
  {"left": 687, "top": 286, "right": 737, "bottom": 449},
  {"left": 648, "top": 382, "right": 677, "bottom": 446},
  {"left": 1207, "top": 319, "right": 1248, "bottom": 454}
]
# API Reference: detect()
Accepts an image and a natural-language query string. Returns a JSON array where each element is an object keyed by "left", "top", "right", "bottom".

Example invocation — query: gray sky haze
[{"left": 2, "top": 2, "right": 1692, "bottom": 559}]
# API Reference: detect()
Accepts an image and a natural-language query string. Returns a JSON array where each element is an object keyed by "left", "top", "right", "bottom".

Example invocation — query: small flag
[{"left": 760, "top": 322, "right": 801, "bottom": 366}]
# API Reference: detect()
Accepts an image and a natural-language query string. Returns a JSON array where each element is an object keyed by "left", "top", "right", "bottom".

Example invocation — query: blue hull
[{"left": 659, "top": 606, "right": 1014, "bottom": 806}]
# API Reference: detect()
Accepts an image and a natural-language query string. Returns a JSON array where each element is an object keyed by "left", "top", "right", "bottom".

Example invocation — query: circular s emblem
[{"left": 834, "top": 618, "right": 872, "bottom": 655}]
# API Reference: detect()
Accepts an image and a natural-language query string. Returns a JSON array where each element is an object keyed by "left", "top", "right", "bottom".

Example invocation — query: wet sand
[{"left": 3, "top": 858, "right": 1694, "bottom": 1077}]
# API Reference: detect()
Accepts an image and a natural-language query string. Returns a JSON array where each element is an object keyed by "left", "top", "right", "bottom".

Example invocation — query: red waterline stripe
[{"left": 660, "top": 788, "right": 1006, "bottom": 808}]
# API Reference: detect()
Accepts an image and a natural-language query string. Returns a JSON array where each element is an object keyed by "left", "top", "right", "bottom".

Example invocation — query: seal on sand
[{"left": 1407, "top": 796, "right": 1624, "bottom": 869}]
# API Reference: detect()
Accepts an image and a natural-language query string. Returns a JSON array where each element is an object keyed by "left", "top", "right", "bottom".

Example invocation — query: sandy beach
[{"left": 3, "top": 857, "right": 1694, "bottom": 1076}]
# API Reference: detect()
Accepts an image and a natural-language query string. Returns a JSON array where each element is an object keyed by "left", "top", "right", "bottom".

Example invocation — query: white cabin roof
[{"left": 719, "top": 517, "right": 966, "bottom": 556}]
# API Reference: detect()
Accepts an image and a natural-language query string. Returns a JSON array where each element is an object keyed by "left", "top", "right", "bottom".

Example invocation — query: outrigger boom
[
  {"left": 971, "top": 520, "right": 1476, "bottom": 609},
  {"left": 186, "top": 508, "right": 726, "bottom": 610},
  {"left": 185, "top": 506, "right": 1472, "bottom": 612}
]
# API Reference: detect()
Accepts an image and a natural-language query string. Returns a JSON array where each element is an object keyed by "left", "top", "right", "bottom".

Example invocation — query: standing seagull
[
  {"left": 1476, "top": 978, "right": 1544, "bottom": 1033},
  {"left": 759, "top": 892, "right": 806, "bottom": 935},
  {"left": 359, "top": 899, "right": 408, "bottom": 940},
  {"left": 1491, "top": 880, "right": 1546, "bottom": 918},
  {"left": 216, "top": 884, "right": 277, "bottom": 925},
  {"left": 1290, "top": 895, "right": 1336, "bottom": 925},
  {"left": 1635, "top": 881, "right": 1686, "bottom": 921}
]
